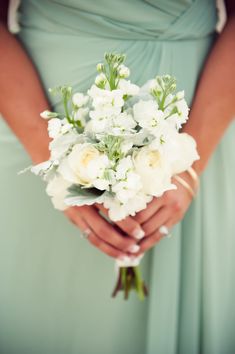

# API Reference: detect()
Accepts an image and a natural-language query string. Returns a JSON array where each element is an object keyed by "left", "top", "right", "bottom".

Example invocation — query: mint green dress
[{"left": 1, "top": 1, "right": 235, "bottom": 353}]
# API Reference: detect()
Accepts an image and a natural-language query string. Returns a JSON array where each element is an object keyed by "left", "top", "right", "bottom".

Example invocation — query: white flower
[
  {"left": 110, "top": 112, "right": 136, "bottom": 135},
  {"left": 103, "top": 192, "right": 152, "bottom": 221},
  {"left": 112, "top": 172, "right": 142, "bottom": 204},
  {"left": 48, "top": 118, "right": 72, "bottom": 139},
  {"left": 72, "top": 93, "right": 89, "bottom": 107},
  {"left": 49, "top": 130, "right": 79, "bottom": 160},
  {"left": 115, "top": 156, "right": 133, "bottom": 180},
  {"left": 48, "top": 118, "right": 62, "bottom": 138},
  {"left": 111, "top": 156, "right": 142, "bottom": 204},
  {"left": 96, "top": 63, "right": 104, "bottom": 72},
  {"left": 46, "top": 174, "right": 71, "bottom": 210},
  {"left": 118, "top": 79, "right": 139, "bottom": 96},
  {"left": 58, "top": 143, "right": 110, "bottom": 187},
  {"left": 120, "top": 139, "right": 133, "bottom": 154},
  {"left": 163, "top": 132, "right": 199, "bottom": 175},
  {"left": 88, "top": 85, "right": 124, "bottom": 115},
  {"left": 164, "top": 94, "right": 189, "bottom": 129},
  {"left": 73, "top": 107, "right": 89, "bottom": 125},
  {"left": 31, "top": 160, "right": 53, "bottom": 176},
  {"left": 133, "top": 146, "right": 175, "bottom": 197},
  {"left": 118, "top": 65, "right": 130, "bottom": 78},
  {"left": 133, "top": 100, "right": 164, "bottom": 134},
  {"left": 95, "top": 73, "right": 107, "bottom": 86},
  {"left": 40, "top": 110, "right": 58, "bottom": 119}
]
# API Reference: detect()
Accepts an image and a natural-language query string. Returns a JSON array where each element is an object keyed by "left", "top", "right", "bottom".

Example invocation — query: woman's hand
[
  {"left": 133, "top": 172, "right": 194, "bottom": 255},
  {"left": 64, "top": 204, "right": 145, "bottom": 259}
]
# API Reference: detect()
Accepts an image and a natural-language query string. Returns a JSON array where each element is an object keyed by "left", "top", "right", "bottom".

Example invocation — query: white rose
[
  {"left": 164, "top": 132, "right": 200, "bottom": 175},
  {"left": 58, "top": 143, "right": 109, "bottom": 187},
  {"left": 46, "top": 174, "right": 71, "bottom": 210},
  {"left": 133, "top": 146, "right": 175, "bottom": 197}
]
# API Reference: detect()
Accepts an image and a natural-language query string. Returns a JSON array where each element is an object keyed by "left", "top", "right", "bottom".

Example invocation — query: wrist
[{"left": 173, "top": 168, "right": 200, "bottom": 199}]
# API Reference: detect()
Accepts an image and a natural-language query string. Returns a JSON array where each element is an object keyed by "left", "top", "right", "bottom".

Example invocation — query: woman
[{"left": 0, "top": 0, "right": 234, "bottom": 353}]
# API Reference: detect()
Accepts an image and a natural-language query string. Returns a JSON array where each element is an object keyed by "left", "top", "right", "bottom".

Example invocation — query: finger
[
  {"left": 79, "top": 205, "right": 139, "bottom": 253},
  {"left": 64, "top": 207, "right": 89, "bottom": 231},
  {"left": 141, "top": 206, "right": 172, "bottom": 236},
  {"left": 137, "top": 219, "right": 173, "bottom": 254},
  {"left": 134, "top": 197, "right": 164, "bottom": 224},
  {"left": 95, "top": 204, "right": 145, "bottom": 240},
  {"left": 65, "top": 207, "right": 127, "bottom": 259},
  {"left": 88, "top": 233, "right": 128, "bottom": 259}
]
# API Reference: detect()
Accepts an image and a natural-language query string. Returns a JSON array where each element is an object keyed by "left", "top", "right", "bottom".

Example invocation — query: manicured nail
[
  {"left": 118, "top": 255, "right": 130, "bottom": 262},
  {"left": 127, "top": 244, "right": 140, "bottom": 253},
  {"left": 159, "top": 225, "right": 169, "bottom": 235},
  {"left": 133, "top": 228, "right": 145, "bottom": 240}
]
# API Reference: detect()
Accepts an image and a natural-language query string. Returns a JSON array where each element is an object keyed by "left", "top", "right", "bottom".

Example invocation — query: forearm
[
  {"left": 183, "top": 14, "right": 235, "bottom": 175},
  {"left": 0, "top": 22, "right": 50, "bottom": 163}
]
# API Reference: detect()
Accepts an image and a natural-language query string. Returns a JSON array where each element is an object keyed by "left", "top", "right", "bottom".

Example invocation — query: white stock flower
[
  {"left": 103, "top": 192, "right": 152, "bottom": 221},
  {"left": 88, "top": 85, "right": 124, "bottom": 120},
  {"left": 48, "top": 118, "right": 62, "bottom": 138},
  {"left": 95, "top": 73, "right": 107, "bottom": 86},
  {"left": 72, "top": 93, "right": 89, "bottom": 107},
  {"left": 164, "top": 132, "right": 199, "bottom": 175},
  {"left": 164, "top": 93, "right": 189, "bottom": 129},
  {"left": 58, "top": 143, "right": 110, "bottom": 187},
  {"left": 48, "top": 118, "right": 72, "bottom": 139},
  {"left": 111, "top": 156, "right": 142, "bottom": 204},
  {"left": 133, "top": 100, "right": 164, "bottom": 134},
  {"left": 115, "top": 156, "right": 133, "bottom": 180},
  {"left": 73, "top": 107, "right": 89, "bottom": 124},
  {"left": 133, "top": 146, "right": 175, "bottom": 197},
  {"left": 118, "top": 79, "right": 139, "bottom": 96},
  {"left": 118, "top": 65, "right": 130, "bottom": 78},
  {"left": 112, "top": 172, "right": 142, "bottom": 204},
  {"left": 110, "top": 112, "right": 136, "bottom": 135},
  {"left": 49, "top": 131, "right": 79, "bottom": 160},
  {"left": 46, "top": 174, "right": 71, "bottom": 210}
]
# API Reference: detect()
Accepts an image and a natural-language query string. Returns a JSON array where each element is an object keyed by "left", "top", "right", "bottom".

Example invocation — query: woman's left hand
[{"left": 133, "top": 172, "right": 195, "bottom": 255}]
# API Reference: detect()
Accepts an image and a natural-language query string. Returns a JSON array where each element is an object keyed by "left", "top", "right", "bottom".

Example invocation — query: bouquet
[{"left": 27, "top": 53, "right": 199, "bottom": 300}]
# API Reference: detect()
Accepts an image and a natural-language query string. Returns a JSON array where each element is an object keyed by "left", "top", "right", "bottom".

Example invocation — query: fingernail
[
  {"left": 133, "top": 228, "right": 145, "bottom": 240},
  {"left": 127, "top": 244, "right": 140, "bottom": 253},
  {"left": 118, "top": 255, "right": 130, "bottom": 262},
  {"left": 159, "top": 226, "right": 169, "bottom": 236}
]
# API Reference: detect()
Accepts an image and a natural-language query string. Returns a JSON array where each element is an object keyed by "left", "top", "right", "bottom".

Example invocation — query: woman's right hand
[{"left": 64, "top": 205, "right": 145, "bottom": 259}]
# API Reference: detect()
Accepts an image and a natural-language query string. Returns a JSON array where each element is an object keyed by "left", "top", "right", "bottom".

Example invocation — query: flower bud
[
  {"left": 96, "top": 63, "right": 104, "bottom": 73},
  {"left": 95, "top": 73, "right": 107, "bottom": 86},
  {"left": 40, "top": 110, "right": 58, "bottom": 119},
  {"left": 176, "top": 90, "right": 184, "bottom": 100},
  {"left": 118, "top": 64, "right": 130, "bottom": 78}
]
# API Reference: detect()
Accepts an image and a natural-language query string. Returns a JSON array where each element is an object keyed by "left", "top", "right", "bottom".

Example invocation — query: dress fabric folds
[{"left": 0, "top": 0, "right": 235, "bottom": 353}]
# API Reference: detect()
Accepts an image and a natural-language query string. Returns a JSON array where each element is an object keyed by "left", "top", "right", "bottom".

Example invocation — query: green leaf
[{"left": 65, "top": 185, "right": 105, "bottom": 206}]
